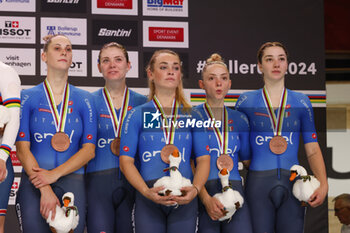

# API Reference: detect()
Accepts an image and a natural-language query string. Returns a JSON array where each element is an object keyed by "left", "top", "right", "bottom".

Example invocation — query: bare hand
[
  {"left": 308, "top": 184, "right": 328, "bottom": 207},
  {"left": 40, "top": 186, "right": 60, "bottom": 220},
  {"left": 144, "top": 186, "right": 177, "bottom": 206},
  {"left": 0, "top": 159, "right": 7, "bottom": 182},
  {"left": 203, "top": 195, "right": 225, "bottom": 221},
  {"left": 172, "top": 185, "right": 197, "bottom": 205},
  {"left": 30, "top": 167, "right": 59, "bottom": 188}
]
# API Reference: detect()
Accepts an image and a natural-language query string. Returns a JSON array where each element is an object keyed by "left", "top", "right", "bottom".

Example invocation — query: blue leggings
[
  {"left": 86, "top": 168, "right": 134, "bottom": 233},
  {"left": 134, "top": 180, "right": 198, "bottom": 233},
  {"left": 246, "top": 169, "right": 305, "bottom": 233},
  {"left": 198, "top": 179, "right": 253, "bottom": 233},
  {"left": 0, "top": 158, "right": 14, "bottom": 216},
  {"left": 16, "top": 173, "right": 86, "bottom": 233}
]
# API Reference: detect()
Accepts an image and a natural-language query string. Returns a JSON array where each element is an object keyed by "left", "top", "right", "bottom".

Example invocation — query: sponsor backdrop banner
[
  {"left": 0, "top": 0, "right": 36, "bottom": 12},
  {"left": 0, "top": 1, "right": 330, "bottom": 233}
]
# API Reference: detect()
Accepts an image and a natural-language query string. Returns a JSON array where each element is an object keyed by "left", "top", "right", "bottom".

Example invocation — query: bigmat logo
[
  {"left": 0, "top": 48, "right": 35, "bottom": 75},
  {"left": 143, "top": 0, "right": 188, "bottom": 17},
  {"left": 0, "top": 0, "right": 35, "bottom": 12},
  {"left": 0, "top": 17, "right": 35, "bottom": 44},
  {"left": 41, "top": 49, "right": 87, "bottom": 77},
  {"left": 92, "top": 20, "right": 138, "bottom": 46},
  {"left": 92, "top": 0, "right": 137, "bottom": 15},
  {"left": 92, "top": 50, "right": 139, "bottom": 78},
  {"left": 41, "top": 0, "right": 86, "bottom": 13},
  {"left": 143, "top": 21, "right": 188, "bottom": 48},
  {"left": 41, "top": 17, "right": 87, "bottom": 45}
]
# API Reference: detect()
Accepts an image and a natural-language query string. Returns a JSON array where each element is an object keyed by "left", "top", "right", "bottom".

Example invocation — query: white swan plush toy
[
  {"left": 47, "top": 192, "right": 79, "bottom": 233},
  {"left": 153, "top": 148, "right": 191, "bottom": 196},
  {"left": 213, "top": 168, "right": 244, "bottom": 221},
  {"left": 289, "top": 164, "right": 320, "bottom": 206}
]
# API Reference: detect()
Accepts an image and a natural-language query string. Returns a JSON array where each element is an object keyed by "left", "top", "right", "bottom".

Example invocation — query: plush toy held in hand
[
  {"left": 289, "top": 164, "right": 320, "bottom": 206},
  {"left": 47, "top": 192, "right": 79, "bottom": 233}
]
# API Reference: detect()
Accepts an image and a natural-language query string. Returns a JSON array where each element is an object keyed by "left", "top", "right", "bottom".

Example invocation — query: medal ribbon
[
  {"left": 153, "top": 96, "right": 178, "bottom": 145},
  {"left": 203, "top": 102, "right": 229, "bottom": 154},
  {"left": 262, "top": 87, "right": 288, "bottom": 136},
  {"left": 43, "top": 79, "right": 70, "bottom": 133},
  {"left": 102, "top": 87, "right": 130, "bottom": 138}
]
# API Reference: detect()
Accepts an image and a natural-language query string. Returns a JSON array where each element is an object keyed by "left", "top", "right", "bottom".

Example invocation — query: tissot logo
[
  {"left": 5, "top": 21, "right": 19, "bottom": 28},
  {"left": 149, "top": 27, "right": 184, "bottom": 42},
  {"left": 0, "top": 17, "right": 35, "bottom": 43},
  {"left": 92, "top": 20, "right": 138, "bottom": 46}
]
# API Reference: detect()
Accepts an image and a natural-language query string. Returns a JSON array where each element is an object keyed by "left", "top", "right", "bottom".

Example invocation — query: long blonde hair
[{"left": 146, "top": 49, "right": 191, "bottom": 111}]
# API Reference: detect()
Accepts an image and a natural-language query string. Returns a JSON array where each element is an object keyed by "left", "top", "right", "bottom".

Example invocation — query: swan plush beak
[
  {"left": 63, "top": 198, "right": 71, "bottom": 207},
  {"left": 289, "top": 170, "right": 297, "bottom": 181},
  {"left": 220, "top": 168, "right": 228, "bottom": 175},
  {"left": 172, "top": 149, "right": 180, "bottom": 158}
]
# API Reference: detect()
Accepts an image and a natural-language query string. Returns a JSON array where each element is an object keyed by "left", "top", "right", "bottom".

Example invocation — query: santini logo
[{"left": 98, "top": 28, "right": 132, "bottom": 37}]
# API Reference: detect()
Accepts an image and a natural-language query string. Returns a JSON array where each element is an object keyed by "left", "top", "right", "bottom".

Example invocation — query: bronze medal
[
  {"left": 216, "top": 154, "right": 234, "bottom": 171},
  {"left": 160, "top": 144, "right": 178, "bottom": 164},
  {"left": 51, "top": 132, "right": 70, "bottom": 152},
  {"left": 110, "top": 137, "right": 121, "bottom": 156},
  {"left": 269, "top": 135, "right": 287, "bottom": 154}
]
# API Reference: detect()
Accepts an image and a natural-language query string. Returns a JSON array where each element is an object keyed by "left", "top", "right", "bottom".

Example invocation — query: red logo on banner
[
  {"left": 149, "top": 27, "right": 184, "bottom": 42},
  {"left": 10, "top": 152, "right": 21, "bottom": 167},
  {"left": 97, "top": 0, "right": 132, "bottom": 9},
  {"left": 12, "top": 21, "right": 19, "bottom": 28}
]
